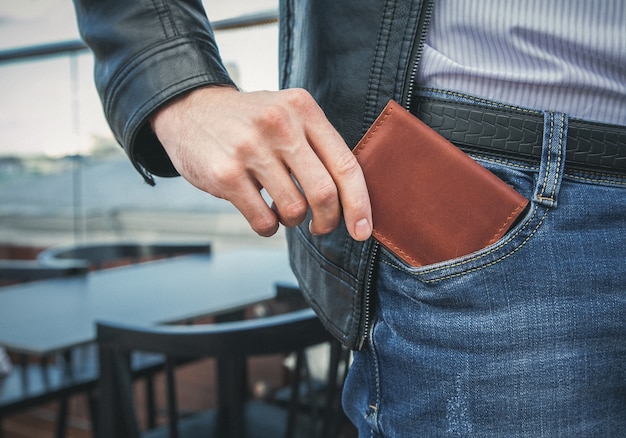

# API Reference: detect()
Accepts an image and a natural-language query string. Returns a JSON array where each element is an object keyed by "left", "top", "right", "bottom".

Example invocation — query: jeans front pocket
[{"left": 380, "top": 156, "right": 543, "bottom": 284}]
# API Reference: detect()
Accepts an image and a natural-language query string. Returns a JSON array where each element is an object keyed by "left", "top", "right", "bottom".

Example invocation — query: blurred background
[
  {"left": 0, "top": 4, "right": 333, "bottom": 438},
  {"left": 0, "top": 0, "right": 284, "bottom": 253}
]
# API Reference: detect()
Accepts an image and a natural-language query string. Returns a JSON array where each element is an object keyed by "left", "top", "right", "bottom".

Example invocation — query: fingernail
[
  {"left": 308, "top": 220, "right": 320, "bottom": 236},
  {"left": 354, "top": 218, "right": 372, "bottom": 241}
]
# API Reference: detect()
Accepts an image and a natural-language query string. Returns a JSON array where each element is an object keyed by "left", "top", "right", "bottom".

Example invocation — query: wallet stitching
[
  {"left": 382, "top": 205, "right": 547, "bottom": 283},
  {"left": 377, "top": 198, "right": 527, "bottom": 268},
  {"left": 424, "top": 205, "right": 541, "bottom": 273},
  {"left": 423, "top": 208, "right": 547, "bottom": 283},
  {"left": 354, "top": 103, "right": 422, "bottom": 266},
  {"left": 353, "top": 104, "right": 394, "bottom": 156},
  {"left": 374, "top": 231, "right": 421, "bottom": 266},
  {"left": 487, "top": 202, "right": 527, "bottom": 246}
]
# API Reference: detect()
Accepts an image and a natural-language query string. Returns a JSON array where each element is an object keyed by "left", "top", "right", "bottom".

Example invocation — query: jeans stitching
[
  {"left": 365, "top": 324, "right": 383, "bottom": 435},
  {"left": 474, "top": 155, "right": 626, "bottom": 186},
  {"left": 537, "top": 113, "right": 554, "bottom": 202},
  {"left": 550, "top": 113, "right": 566, "bottom": 201},
  {"left": 380, "top": 205, "right": 549, "bottom": 283},
  {"left": 423, "top": 203, "right": 538, "bottom": 270},
  {"left": 566, "top": 173, "right": 626, "bottom": 186}
]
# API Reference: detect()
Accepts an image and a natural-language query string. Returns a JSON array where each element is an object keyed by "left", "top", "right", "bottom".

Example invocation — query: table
[{"left": 0, "top": 248, "right": 297, "bottom": 355}]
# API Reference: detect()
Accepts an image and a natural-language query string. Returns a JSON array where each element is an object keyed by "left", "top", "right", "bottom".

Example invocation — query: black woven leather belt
[{"left": 411, "top": 97, "right": 626, "bottom": 175}]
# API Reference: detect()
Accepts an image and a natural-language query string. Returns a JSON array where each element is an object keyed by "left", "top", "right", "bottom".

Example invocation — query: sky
[{"left": 0, "top": 0, "right": 279, "bottom": 157}]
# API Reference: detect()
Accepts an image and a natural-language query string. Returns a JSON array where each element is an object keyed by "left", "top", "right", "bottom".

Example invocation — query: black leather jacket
[{"left": 74, "top": 0, "right": 433, "bottom": 349}]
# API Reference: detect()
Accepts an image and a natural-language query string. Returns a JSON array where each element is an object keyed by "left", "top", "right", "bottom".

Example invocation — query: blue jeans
[{"left": 343, "top": 95, "right": 626, "bottom": 437}]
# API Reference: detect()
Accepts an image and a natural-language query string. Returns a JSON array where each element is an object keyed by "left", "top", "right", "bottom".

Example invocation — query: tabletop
[{"left": 0, "top": 248, "right": 297, "bottom": 355}]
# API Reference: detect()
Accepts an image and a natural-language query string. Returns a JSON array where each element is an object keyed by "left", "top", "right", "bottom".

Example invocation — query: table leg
[{"left": 215, "top": 310, "right": 248, "bottom": 438}]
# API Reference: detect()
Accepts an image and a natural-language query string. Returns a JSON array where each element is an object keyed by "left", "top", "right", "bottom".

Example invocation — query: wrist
[{"left": 149, "top": 84, "right": 238, "bottom": 132}]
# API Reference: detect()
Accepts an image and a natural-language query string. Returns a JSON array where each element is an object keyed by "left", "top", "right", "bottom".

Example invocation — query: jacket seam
[
  {"left": 150, "top": 0, "right": 179, "bottom": 38},
  {"left": 362, "top": 0, "right": 397, "bottom": 135},
  {"left": 279, "top": 0, "right": 293, "bottom": 89},
  {"left": 103, "top": 36, "right": 211, "bottom": 118},
  {"left": 291, "top": 227, "right": 362, "bottom": 345}
]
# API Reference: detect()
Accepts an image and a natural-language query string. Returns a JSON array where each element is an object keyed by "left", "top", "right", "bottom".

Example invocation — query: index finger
[{"left": 304, "top": 108, "right": 372, "bottom": 241}]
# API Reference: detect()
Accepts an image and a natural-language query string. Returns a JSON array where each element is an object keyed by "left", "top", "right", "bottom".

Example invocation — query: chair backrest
[
  {"left": 99, "top": 308, "right": 331, "bottom": 358},
  {"left": 0, "top": 259, "right": 88, "bottom": 285},
  {"left": 97, "top": 308, "right": 341, "bottom": 438},
  {"left": 37, "top": 241, "right": 212, "bottom": 270}
]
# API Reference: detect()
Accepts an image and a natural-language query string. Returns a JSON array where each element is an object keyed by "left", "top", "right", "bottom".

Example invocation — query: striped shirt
[{"left": 416, "top": 0, "right": 626, "bottom": 125}]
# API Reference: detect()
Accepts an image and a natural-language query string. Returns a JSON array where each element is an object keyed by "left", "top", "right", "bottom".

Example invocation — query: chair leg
[
  {"left": 214, "top": 311, "right": 247, "bottom": 438},
  {"left": 322, "top": 341, "right": 349, "bottom": 438},
  {"left": 55, "top": 397, "right": 69, "bottom": 438},
  {"left": 217, "top": 355, "right": 246, "bottom": 438},
  {"left": 165, "top": 357, "right": 179, "bottom": 438},
  {"left": 145, "top": 374, "right": 157, "bottom": 429},
  {"left": 286, "top": 350, "right": 305, "bottom": 438},
  {"left": 87, "top": 389, "right": 99, "bottom": 438},
  {"left": 54, "top": 350, "right": 75, "bottom": 438},
  {"left": 98, "top": 349, "right": 141, "bottom": 438}
]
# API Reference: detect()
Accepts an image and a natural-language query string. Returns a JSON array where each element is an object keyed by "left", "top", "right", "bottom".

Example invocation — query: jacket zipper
[
  {"left": 358, "top": 241, "right": 379, "bottom": 350},
  {"left": 357, "top": 0, "right": 434, "bottom": 351},
  {"left": 402, "top": 0, "right": 435, "bottom": 110}
]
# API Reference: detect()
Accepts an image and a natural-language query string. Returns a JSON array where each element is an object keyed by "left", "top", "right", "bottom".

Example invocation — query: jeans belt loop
[{"left": 533, "top": 112, "right": 567, "bottom": 208}]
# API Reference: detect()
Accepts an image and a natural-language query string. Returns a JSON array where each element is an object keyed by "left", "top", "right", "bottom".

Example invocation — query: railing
[
  {"left": 0, "top": 9, "right": 280, "bottom": 246},
  {"left": 0, "top": 9, "right": 278, "bottom": 64}
]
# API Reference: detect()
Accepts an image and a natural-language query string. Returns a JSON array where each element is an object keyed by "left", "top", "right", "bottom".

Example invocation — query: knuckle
[
  {"left": 201, "top": 162, "right": 250, "bottom": 200},
  {"left": 284, "top": 87, "right": 314, "bottom": 104},
  {"left": 259, "top": 104, "right": 286, "bottom": 123},
  {"left": 333, "top": 151, "right": 360, "bottom": 177},
  {"left": 251, "top": 214, "right": 279, "bottom": 237},
  {"left": 254, "top": 104, "right": 292, "bottom": 135},
  {"left": 349, "top": 195, "right": 370, "bottom": 215},
  {"left": 280, "top": 198, "right": 308, "bottom": 224},
  {"left": 230, "top": 130, "right": 259, "bottom": 157},
  {"left": 310, "top": 216, "right": 340, "bottom": 235},
  {"left": 283, "top": 88, "right": 319, "bottom": 114},
  {"left": 211, "top": 161, "right": 241, "bottom": 186},
  {"left": 309, "top": 179, "right": 338, "bottom": 208}
]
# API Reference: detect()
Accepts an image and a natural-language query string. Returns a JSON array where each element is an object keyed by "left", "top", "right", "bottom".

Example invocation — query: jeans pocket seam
[
  {"left": 381, "top": 203, "right": 548, "bottom": 283},
  {"left": 420, "top": 206, "right": 549, "bottom": 283}
]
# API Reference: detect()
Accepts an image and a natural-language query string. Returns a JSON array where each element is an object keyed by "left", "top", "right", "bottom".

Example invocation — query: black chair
[
  {"left": 97, "top": 307, "right": 349, "bottom": 438},
  {"left": 35, "top": 241, "right": 213, "bottom": 435},
  {"left": 0, "top": 259, "right": 89, "bottom": 438}
]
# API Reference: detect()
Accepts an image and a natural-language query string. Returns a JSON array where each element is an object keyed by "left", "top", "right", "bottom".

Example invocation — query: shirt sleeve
[{"left": 73, "top": 0, "right": 236, "bottom": 183}]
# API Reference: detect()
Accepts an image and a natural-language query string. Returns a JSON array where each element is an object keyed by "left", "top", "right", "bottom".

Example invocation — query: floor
[{"left": 2, "top": 356, "right": 288, "bottom": 437}]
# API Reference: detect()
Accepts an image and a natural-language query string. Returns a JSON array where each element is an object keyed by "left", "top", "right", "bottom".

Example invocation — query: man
[{"left": 74, "top": 0, "right": 625, "bottom": 435}]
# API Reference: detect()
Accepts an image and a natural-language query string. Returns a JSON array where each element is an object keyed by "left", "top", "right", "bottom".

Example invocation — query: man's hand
[{"left": 150, "top": 86, "right": 372, "bottom": 241}]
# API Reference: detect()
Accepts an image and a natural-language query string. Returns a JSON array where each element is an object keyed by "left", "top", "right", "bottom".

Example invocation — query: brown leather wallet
[{"left": 353, "top": 100, "right": 529, "bottom": 267}]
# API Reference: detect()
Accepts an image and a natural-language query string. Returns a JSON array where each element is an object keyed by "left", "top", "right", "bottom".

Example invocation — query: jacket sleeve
[{"left": 73, "top": 0, "right": 236, "bottom": 183}]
